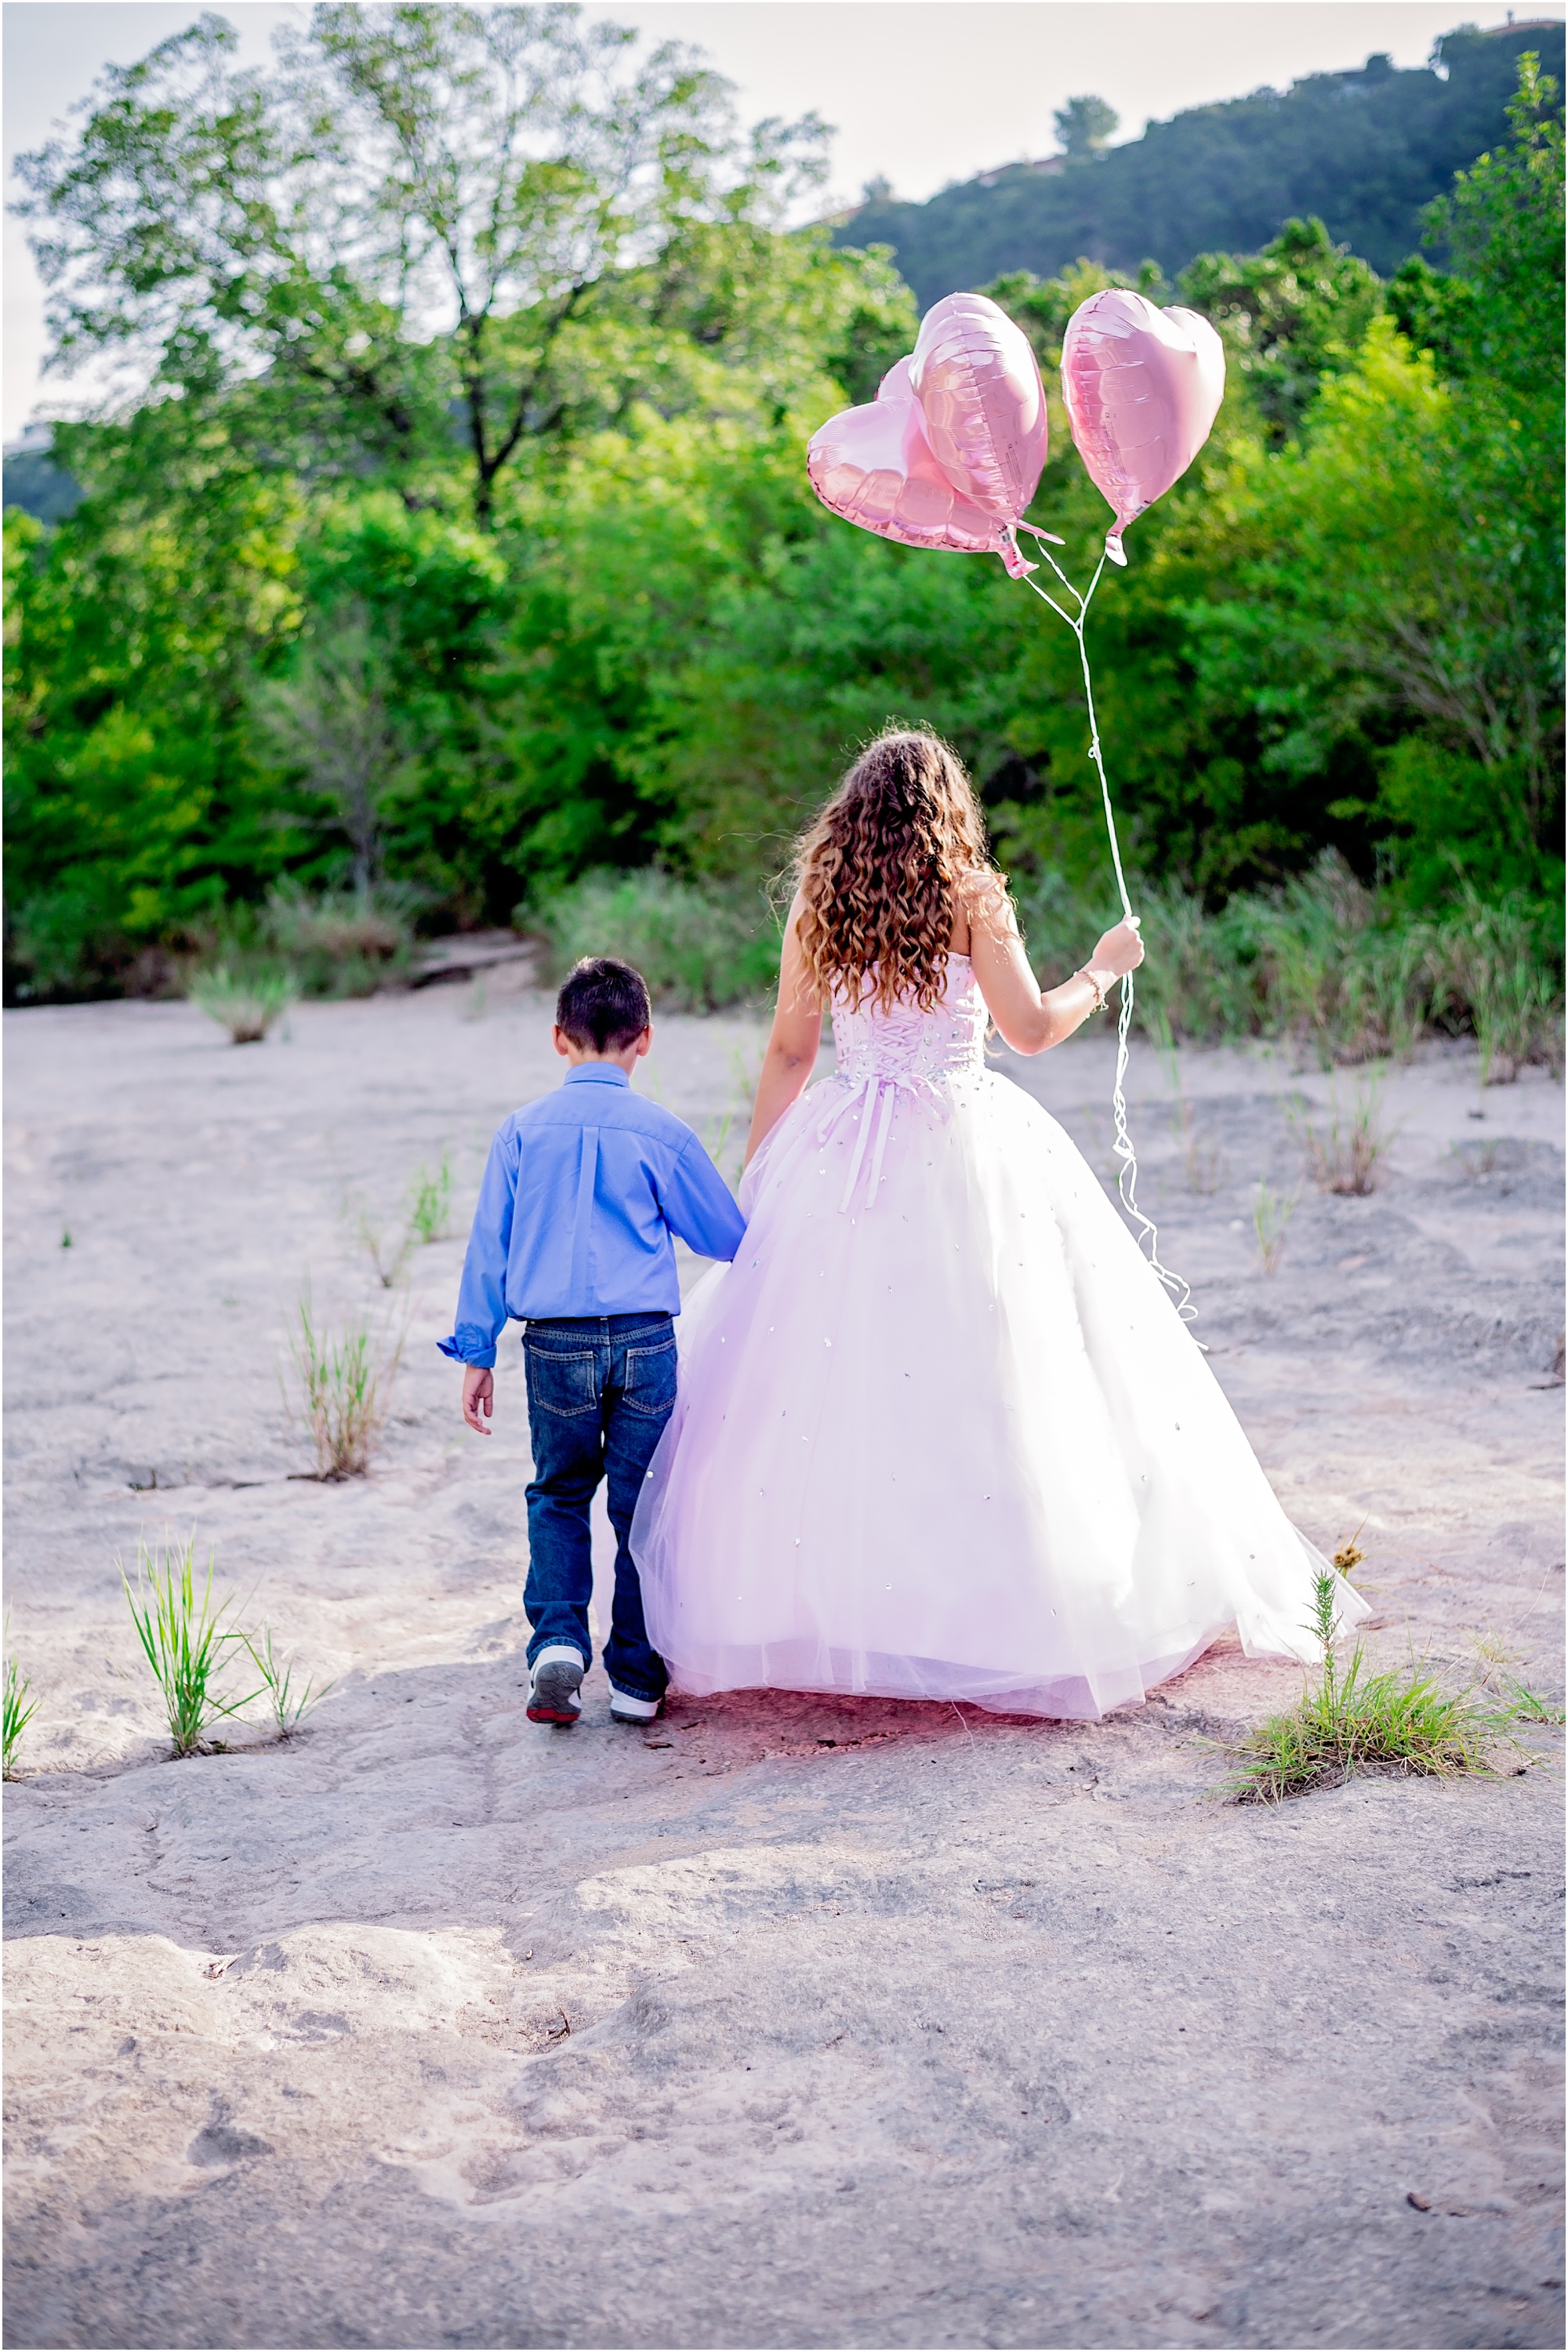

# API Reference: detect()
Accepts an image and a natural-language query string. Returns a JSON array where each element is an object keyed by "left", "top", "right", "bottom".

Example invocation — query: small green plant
[
  {"left": 121, "top": 1533, "right": 257, "bottom": 1758},
  {"left": 1225, "top": 1555, "right": 1503, "bottom": 1803},
  {"left": 1451, "top": 1138, "right": 1504, "bottom": 1181},
  {"left": 1290, "top": 1075, "right": 1394, "bottom": 1196},
  {"left": 242, "top": 1624, "right": 336, "bottom": 1737},
  {"left": 289, "top": 1290, "right": 405, "bottom": 1478},
  {"left": 189, "top": 964, "right": 295, "bottom": 1045},
  {"left": 1252, "top": 1179, "right": 1300, "bottom": 1273},
  {"left": 4, "top": 1619, "right": 40, "bottom": 1778},
  {"left": 60, "top": 1227, "right": 71, "bottom": 1249},
  {"left": 406, "top": 1154, "right": 453, "bottom": 1247},
  {"left": 358, "top": 1207, "right": 412, "bottom": 1289}
]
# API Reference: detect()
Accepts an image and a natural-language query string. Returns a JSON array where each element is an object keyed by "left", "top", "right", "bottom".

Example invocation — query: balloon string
[{"left": 1014, "top": 532, "right": 1196, "bottom": 1327}]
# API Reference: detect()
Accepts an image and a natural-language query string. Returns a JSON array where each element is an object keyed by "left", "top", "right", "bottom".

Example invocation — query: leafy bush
[{"left": 529, "top": 869, "right": 782, "bottom": 1012}]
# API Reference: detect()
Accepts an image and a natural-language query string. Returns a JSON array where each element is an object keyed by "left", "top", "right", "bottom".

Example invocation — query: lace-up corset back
[{"left": 831, "top": 953, "right": 987, "bottom": 1084}]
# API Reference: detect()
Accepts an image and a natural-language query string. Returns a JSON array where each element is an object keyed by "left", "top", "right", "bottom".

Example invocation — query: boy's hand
[{"left": 462, "top": 1367, "right": 494, "bottom": 1436}]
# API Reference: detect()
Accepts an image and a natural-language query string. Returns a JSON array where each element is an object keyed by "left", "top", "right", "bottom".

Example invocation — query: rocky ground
[{"left": 4, "top": 971, "right": 1563, "bottom": 2350}]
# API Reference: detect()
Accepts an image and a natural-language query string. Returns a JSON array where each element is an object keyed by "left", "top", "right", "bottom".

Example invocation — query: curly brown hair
[{"left": 793, "top": 730, "right": 996, "bottom": 1014}]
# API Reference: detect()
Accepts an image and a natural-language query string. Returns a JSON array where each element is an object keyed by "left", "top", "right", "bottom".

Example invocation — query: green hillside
[{"left": 838, "top": 21, "right": 1565, "bottom": 303}]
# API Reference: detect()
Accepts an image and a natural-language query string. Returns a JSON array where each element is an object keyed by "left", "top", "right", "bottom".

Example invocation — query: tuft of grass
[
  {"left": 1180, "top": 1102, "right": 1228, "bottom": 1196},
  {"left": 354, "top": 1152, "right": 453, "bottom": 1284},
  {"left": 1252, "top": 1179, "right": 1300, "bottom": 1273},
  {"left": 289, "top": 1290, "right": 404, "bottom": 1478},
  {"left": 189, "top": 963, "right": 295, "bottom": 1044},
  {"left": 242, "top": 1624, "right": 336, "bottom": 1738},
  {"left": 358, "top": 1208, "right": 412, "bottom": 1290},
  {"left": 1451, "top": 1138, "right": 1504, "bottom": 1181},
  {"left": 1436, "top": 884, "right": 1564, "bottom": 1084},
  {"left": 528, "top": 869, "right": 781, "bottom": 1012},
  {"left": 406, "top": 1154, "right": 453, "bottom": 1247},
  {"left": 4, "top": 1617, "right": 40, "bottom": 1779},
  {"left": 1290, "top": 1075, "right": 1395, "bottom": 1196},
  {"left": 1225, "top": 1557, "right": 1504, "bottom": 1804},
  {"left": 121, "top": 1532, "right": 258, "bottom": 1759}
]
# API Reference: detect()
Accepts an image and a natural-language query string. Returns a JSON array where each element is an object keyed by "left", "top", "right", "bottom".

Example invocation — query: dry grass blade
[
  {"left": 289, "top": 1290, "right": 405, "bottom": 1478},
  {"left": 120, "top": 1532, "right": 258, "bottom": 1758},
  {"left": 4, "top": 1615, "right": 40, "bottom": 1779}
]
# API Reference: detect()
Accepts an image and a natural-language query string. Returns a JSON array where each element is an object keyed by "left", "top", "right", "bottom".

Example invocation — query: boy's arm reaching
[
  {"left": 661, "top": 1135, "right": 747, "bottom": 1265},
  {"left": 437, "top": 1128, "right": 521, "bottom": 1423}
]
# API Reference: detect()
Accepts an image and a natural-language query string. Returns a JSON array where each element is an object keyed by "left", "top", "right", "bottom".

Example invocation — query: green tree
[
  {"left": 1053, "top": 96, "right": 1119, "bottom": 161},
  {"left": 3, "top": 400, "right": 307, "bottom": 996},
  {"left": 1182, "top": 59, "right": 1563, "bottom": 897},
  {"left": 1432, "top": 48, "right": 1564, "bottom": 400},
  {"left": 16, "top": 4, "right": 835, "bottom": 527},
  {"left": 1178, "top": 217, "right": 1385, "bottom": 443}
]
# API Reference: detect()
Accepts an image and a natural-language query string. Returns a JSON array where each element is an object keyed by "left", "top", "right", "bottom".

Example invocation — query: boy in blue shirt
[{"left": 439, "top": 957, "right": 745, "bottom": 1729}]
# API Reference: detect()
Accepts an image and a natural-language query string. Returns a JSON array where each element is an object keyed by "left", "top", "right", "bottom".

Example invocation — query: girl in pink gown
[{"left": 632, "top": 731, "right": 1364, "bottom": 1719}]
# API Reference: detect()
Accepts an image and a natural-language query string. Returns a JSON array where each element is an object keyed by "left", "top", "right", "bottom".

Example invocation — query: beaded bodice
[{"left": 831, "top": 953, "right": 988, "bottom": 1084}]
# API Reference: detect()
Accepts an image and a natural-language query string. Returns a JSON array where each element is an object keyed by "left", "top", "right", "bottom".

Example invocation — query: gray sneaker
[{"left": 528, "top": 1646, "right": 585, "bottom": 1725}]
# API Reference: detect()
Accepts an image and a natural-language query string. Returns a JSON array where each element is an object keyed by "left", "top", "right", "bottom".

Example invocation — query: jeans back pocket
[
  {"left": 527, "top": 1346, "right": 601, "bottom": 1419},
  {"left": 621, "top": 1338, "right": 677, "bottom": 1419}
]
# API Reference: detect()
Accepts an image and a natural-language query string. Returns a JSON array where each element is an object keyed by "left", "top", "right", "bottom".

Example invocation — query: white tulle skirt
[{"left": 633, "top": 1065, "right": 1365, "bottom": 1719}]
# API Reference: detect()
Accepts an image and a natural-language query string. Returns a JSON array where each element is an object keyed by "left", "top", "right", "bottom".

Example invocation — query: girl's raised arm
[
  {"left": 965, "top": 871, "right": 1144, "bottom": 1057},
  {"left": 744, "top": 895, "right": 824, "bottom": 1166}
]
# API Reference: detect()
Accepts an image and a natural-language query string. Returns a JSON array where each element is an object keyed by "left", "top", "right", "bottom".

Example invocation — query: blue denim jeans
[{"left": 521, "top": 1313, "right": 676, "bottom": 1701}]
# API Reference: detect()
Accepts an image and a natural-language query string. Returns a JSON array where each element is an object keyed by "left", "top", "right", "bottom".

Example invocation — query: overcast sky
[{"left": 6, "top": 0, "right": 1563, "bottom": 437}]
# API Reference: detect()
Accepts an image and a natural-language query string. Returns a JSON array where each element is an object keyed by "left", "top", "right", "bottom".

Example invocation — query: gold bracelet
[{"left": 1076, "top": 967, "right": 1108, "bottom": 1013}]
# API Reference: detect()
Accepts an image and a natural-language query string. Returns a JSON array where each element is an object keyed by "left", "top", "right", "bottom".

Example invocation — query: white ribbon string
[
  {"left": 822, "top": 1071, "right": 924, "bottom": 1215},
  {"left": 1014, "top": 525, "right": 1195, "bottom": 1325},
  {"left": 833, "top": 1076, "right": 877, "bottom": 1210}
]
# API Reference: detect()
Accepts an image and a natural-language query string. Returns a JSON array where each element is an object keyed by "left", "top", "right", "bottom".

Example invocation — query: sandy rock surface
[{"left": 4, "top": 975, "right": 1563, "bottom": 2351}]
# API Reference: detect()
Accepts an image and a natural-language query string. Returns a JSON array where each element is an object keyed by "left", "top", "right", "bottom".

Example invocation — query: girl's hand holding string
[{"left": 1088, "top": 915, "right": 1144, "bottom": 981}]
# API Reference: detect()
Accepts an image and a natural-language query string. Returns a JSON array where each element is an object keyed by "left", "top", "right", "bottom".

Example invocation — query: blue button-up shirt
[{"left": 437, "top": 1065, "right": 746, "bottom": 1367}]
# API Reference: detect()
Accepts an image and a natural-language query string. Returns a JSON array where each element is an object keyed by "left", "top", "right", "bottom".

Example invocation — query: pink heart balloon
[
  {"left": 807, "top": 295, "right": 1048, "bottom": 579},
  {"left": 908, "top": 292, "right": 1049, "bottom": 524},
  {"left": 1061, "top": 290, "right": 1225, "bottom": 565}
]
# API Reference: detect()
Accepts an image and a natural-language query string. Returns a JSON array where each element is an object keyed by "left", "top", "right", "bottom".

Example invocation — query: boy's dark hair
[{"left": 555, "top": 956, "right": 652, "bottom": 1053}]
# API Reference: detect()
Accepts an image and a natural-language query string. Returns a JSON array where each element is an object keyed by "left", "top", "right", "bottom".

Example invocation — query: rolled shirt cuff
[{"left": 437, "top": 1331, "right": 498, "bottom": 1369}]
